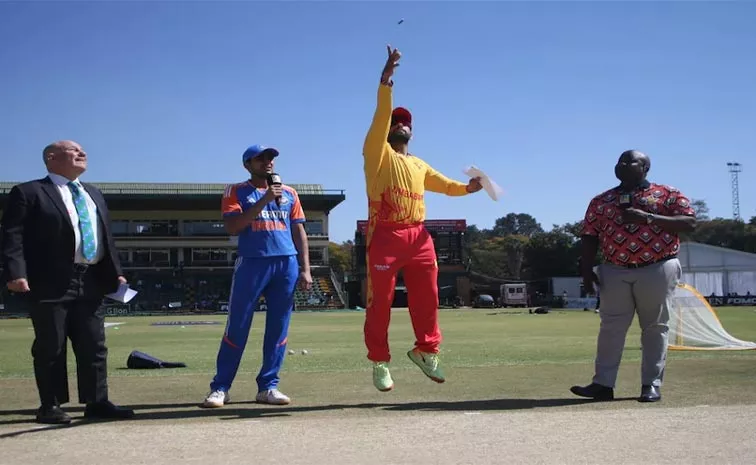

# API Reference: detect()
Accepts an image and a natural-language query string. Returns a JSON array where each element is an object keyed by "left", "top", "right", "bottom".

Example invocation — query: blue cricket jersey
[{"left": 221, "top": 181, "right": 306, "bottom": 258}]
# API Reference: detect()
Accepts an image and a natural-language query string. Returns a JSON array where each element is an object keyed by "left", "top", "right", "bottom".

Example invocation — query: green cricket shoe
[
  {"left": 373, "top": 362, "right": 394, "bottom": 392},
  {"left": 407, "top": 348, "right": 445, "bottom": 383}
]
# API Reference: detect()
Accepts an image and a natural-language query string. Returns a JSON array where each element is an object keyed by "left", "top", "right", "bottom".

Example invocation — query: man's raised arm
[
  {"left": 363, "top": 46, "right": 402, "bottom": 181},
  {"left": 362, "top": 84, "right": 392, "bottom": 176}
]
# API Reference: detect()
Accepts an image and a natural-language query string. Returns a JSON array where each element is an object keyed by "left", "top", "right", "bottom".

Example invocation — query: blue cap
[{"left": 242, "top": 144, "right": 279, "bottom": 163}]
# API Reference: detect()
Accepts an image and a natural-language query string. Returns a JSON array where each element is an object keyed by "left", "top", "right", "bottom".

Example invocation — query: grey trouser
[{"left": 592, "top": 257, "right": 682, "bottom": 388}]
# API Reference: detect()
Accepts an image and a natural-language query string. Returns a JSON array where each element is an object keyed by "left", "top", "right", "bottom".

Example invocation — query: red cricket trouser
[{"left": 364, "top": 222, "right": 441, "bottom": 362}]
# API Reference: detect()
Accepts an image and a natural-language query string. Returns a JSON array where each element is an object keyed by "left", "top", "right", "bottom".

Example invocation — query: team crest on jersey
[{"left": 278, "top": 196, "right": 289, "bottom": 205}]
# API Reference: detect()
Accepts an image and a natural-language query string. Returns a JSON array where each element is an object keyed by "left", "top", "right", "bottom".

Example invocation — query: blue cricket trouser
[{"left": 210, "top": 255, "right": 298, "bottom": 392}]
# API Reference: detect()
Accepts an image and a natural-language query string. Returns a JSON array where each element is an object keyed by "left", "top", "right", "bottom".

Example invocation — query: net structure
[{"left": 668, "top": 283, "right": 756, "bottom": 351}]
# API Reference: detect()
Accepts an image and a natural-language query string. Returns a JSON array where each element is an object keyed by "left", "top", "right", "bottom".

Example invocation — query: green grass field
[{"left": 1, "top": 307, "right": 755, "bottom": 425}]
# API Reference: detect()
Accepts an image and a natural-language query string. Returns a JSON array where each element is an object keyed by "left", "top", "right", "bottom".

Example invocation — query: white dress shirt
[{"left": 47, "top": 173, "right": 105, "bottom": 265}]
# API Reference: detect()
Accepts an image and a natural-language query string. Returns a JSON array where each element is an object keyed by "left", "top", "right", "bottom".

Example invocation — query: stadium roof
[{"left": 0, "top": 181, "right": 346, "bottom": 212}]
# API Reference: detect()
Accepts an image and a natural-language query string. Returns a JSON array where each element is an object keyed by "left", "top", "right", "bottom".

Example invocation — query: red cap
[{"left": 391, "top": 107, "right": 412, "bottom": 129}]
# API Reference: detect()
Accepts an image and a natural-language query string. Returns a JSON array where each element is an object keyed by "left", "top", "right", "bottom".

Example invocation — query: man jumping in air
[
  {"left": 362, "top": 46, "right": 483, "bottom": 392},
  {"left": 202, "top": 144, "right": 312, "bottom": 408}
]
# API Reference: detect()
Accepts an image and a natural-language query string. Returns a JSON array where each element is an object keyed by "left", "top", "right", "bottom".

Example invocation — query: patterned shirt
[
  {"left": 222, "top": 181, "right": 306, "bottom": 258},
  {"left": 362, "top": 84, "right": 469, "bottom": 246},
  {"left": 581, "top": 181, "right": 696, "bottom": 266}
]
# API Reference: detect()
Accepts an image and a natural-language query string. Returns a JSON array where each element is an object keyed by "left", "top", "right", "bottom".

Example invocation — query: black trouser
[{"left": 29, "top": 265, "right": 108, "bottom": 407}]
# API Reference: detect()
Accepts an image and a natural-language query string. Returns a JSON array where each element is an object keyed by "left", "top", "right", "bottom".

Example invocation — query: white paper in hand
[
  {"left": 463, "top": 165, "right": 504, "bottom": 201},
  {"left": 105, "top": 283, "right": 138, "bottom": 304}
]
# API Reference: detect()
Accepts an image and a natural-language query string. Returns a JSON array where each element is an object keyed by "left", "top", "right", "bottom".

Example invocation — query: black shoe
[
  {"left": 639, "top": 385, "right": 661, "bottom": 403},
  {"left": 84, "top": 400, "right": 135, "bottom": 420},
  {"left": 36, "top": 405, "right": 71, "bottom": 425},
  {"left": 570, "top": 382, "right": 615, "bottom": 401}
]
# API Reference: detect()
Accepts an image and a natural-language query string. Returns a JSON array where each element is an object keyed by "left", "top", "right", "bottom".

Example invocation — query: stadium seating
[
  {"left": 123, "top": 268, "right": 344, "bottom": 312},
  {"left": 293, "top": 273, "right": 343, "bottom": 309}
]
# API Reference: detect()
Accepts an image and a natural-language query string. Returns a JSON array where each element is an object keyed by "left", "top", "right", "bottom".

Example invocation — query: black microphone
[{"left": 267, "top": 172, "right": 282, "bottom": 206}]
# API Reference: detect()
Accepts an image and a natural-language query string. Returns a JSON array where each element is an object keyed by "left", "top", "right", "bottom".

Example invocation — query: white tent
[{"left": 678, "top": 242, "right": 756, "bottom": 296}]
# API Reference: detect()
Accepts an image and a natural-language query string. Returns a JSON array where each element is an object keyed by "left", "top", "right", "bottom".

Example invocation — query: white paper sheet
[
  {"left": 463, "top": 165, "right": 504, "bottom": 201},
  {"left": 105, "top": 283, "right": 138, "bottom": 304}
]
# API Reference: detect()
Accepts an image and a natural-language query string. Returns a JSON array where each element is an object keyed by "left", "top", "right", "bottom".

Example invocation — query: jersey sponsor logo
[
  {"left": 249, "top": 210, "right": 289, "bottom": 232},
  {"left": 259, "top": 210, "right": 288, "bottom": 220},
  {"left": 391, "top": 186, "right": 423, "bottom": 201}
]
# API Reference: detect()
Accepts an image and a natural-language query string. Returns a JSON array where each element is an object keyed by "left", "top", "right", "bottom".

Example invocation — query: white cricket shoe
[
  {"left": 202, "top": 390, "right": 230, "bottom": 408},
  {"left": 256, "top": 389, "right": 291, "bottom": 405}
]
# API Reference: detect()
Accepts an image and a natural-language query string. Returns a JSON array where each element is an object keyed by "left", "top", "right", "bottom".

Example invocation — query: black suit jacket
[{"left": 0, "top": 176, "right": 123, "bottom": 301}]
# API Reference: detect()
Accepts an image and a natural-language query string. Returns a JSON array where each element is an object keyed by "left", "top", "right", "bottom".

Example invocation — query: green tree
[
  {"left": 468, "top": 234, "right": 506, "bottom": 277},
  {"left": 555, "top": 221, "right": 584, "bottom": 238},
  {"left": 328, "top": 241, "right": 353, "bottom": 277},
  {"left": 464, "top": 225, "right": 486, "bottom": 246},
  {"left": 499, "top": 235, "right": 530, "bottom": 279},
  {"left": 523, "top": 227, "right": 580, "bottom": 279},
  {"left": 691, "top": 199, "right": 710, "bottom": 221},
  {"left": 685, "top": 218, "right": 755, "bottom": 252},
  {"left": 492, "top": 213, "right": 543, "bottom": 238},
  {"left": 462, "top": 204, "right": 756, "bottom": 282}
]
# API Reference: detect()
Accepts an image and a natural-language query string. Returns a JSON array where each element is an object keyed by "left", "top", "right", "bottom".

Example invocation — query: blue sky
[{"left": 2, "top": 1, "right": 755, "bottom": 243}]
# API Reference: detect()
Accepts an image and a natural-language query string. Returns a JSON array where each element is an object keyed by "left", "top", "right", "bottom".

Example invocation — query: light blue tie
[{"left": 67, "top": 182, "right": 97, "bottom": 261}]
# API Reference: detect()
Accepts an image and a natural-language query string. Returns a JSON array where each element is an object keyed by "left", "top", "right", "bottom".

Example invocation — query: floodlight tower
[{"left": 726, "top": 162, "right": 742, "bottom": 220}]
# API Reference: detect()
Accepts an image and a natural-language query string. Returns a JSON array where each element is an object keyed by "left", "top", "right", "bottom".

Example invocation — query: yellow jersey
[{"left": 362, "top": 83, "right": 468, "bottom": 243}]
